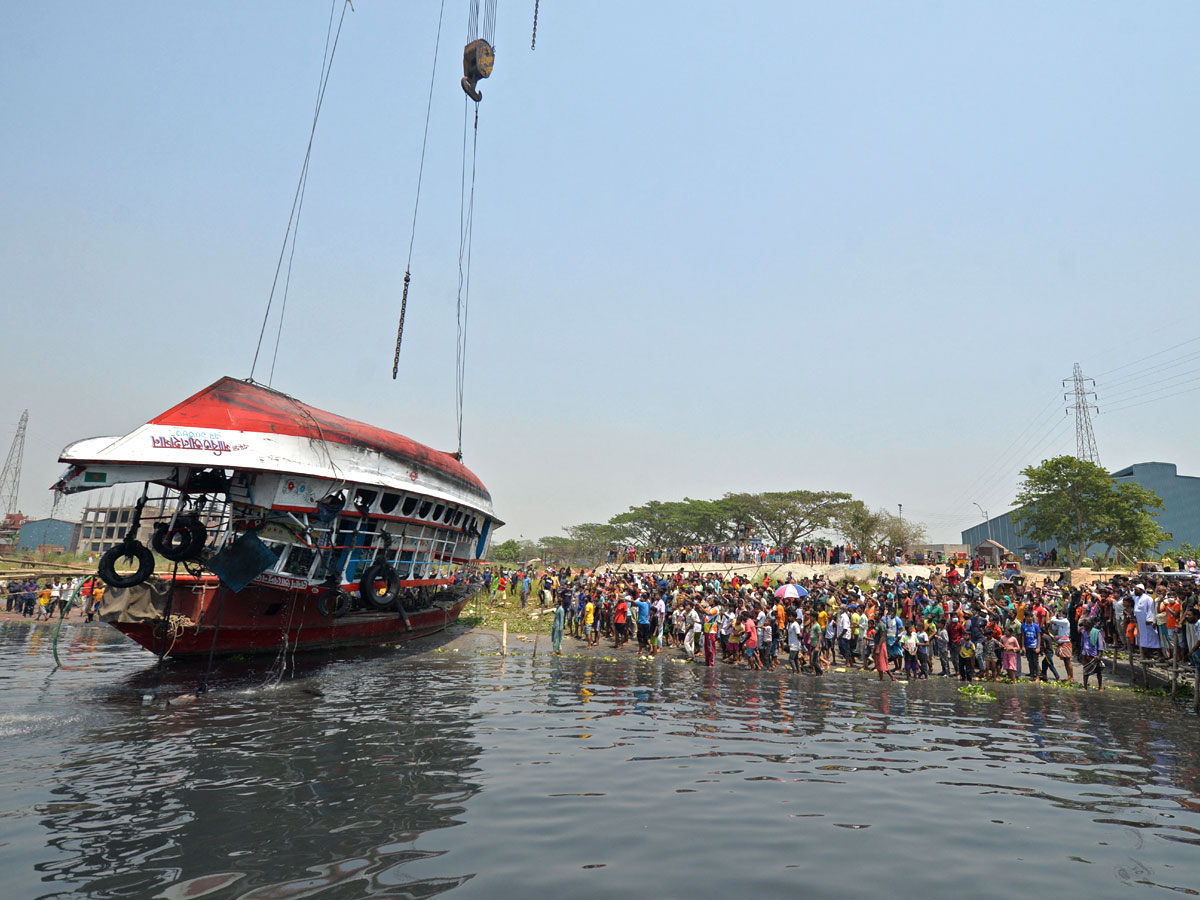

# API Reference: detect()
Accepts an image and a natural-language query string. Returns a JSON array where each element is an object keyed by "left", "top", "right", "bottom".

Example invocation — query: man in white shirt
[
  {"left": 1048, "top": 608, "right": 1074, "bottom": 680},
  {"left": 1132, "top": 584, "right": 1162, "bottom": 658},
  {"left": 786, "top": 611, "right": 804, "bottom": 674},
  {"left": 684, "top": 603, "right": 701, "bottom": 657},
  {"left": 837, "top": 608, "right": 853, "bottom": 664}
]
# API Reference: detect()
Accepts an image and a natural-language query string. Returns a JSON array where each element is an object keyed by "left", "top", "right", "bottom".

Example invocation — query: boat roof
[{"left": 63, "top": 376, "right": 490, "bottom": 498}]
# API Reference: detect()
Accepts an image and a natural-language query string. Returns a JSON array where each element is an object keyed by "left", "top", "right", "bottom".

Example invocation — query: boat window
[
  {"left": 419, "top": 500, "right": 433, "bottom": 519},
  {"left": 354, "top": 489, "right": 377, "bottom": 512},
  {"left": 380, "top": 492, "right": 400, "bottom": 514},
  {"left": 452, "top": 511, "right": 463, "bottom": 526},
  {"left": 442, "top": 506, "right": 455, "bottom": 523},
  {"left": 432, "top": 504, "right": 444, "bottom": 522},
  {"left": 402, "top": 496, "right": 418, "bottom": 516},
  {"left": 260, "top": 540, "right": 287, "bottom": 565},
  {"left": 281, "top": 545, "right": 317, "bottom": 578}
]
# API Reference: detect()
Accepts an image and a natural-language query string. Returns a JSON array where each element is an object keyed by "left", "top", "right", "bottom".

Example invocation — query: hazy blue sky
[{"left": 2, "top": 1, "right": 1198, "bottom": 545}]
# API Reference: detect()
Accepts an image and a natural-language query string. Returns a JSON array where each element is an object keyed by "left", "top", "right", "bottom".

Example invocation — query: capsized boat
[{"left": 52, "top": 376, "right": 499, "bottom": 657}]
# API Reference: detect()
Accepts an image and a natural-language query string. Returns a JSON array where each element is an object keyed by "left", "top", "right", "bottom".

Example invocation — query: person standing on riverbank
[
  {"left": 1080, "top": 616, "right": 1106, "bottom": 691},
  {"left": 1133, "top": 584, "right": 1162, "bottom": 659},
  {"left": 702, "top": 600, "right": 718, "bottom": 667},
  {"left": 872, "top": 618, "right": 893, "bottom": 682},
  {"left": 551, "top": 598, "right": 566, "bottom": 655},
  {"left": 787, "top": 611, "right": 803, "bottom": 674},
  {"left": 583, "top": 594, "right": 597, "bottom": 647},
  {"left": 1021, "top": 618, "right": 1043, "bottom": 683},
  {"left": 1184, "top": 606, "right": 1200, "bottom": 711},
  {"left": 1002, "top": 630, "right": 1020, "bottom": 683},
  {"left": 1049, "top": 608, "right": 1074, "bottom": 681}
]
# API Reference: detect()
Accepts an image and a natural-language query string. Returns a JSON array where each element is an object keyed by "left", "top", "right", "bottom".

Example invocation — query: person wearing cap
[{"left": 1132, "top": 583, "right": 1162, "bottom": 659}]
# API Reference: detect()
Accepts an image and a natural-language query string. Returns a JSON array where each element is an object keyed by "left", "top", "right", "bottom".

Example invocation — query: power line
[
  {"left": 1100, "top": 365, "right": 1200, "bottom": 404},
  {"left": 973, "top": 416, "right": 1072, "bottom": 514},
  {"left": 943, "top": 393, "right": 1061, "bottom": 515},
  {"left": 1099, "top": 348, "right": 1200, "bottom": 392},
  {"left": 1094, "top": 332, "right": 1200, "bottom": 378},
  {"left": 1101, "top": 379, "right": 1200, "bottom": 415}
]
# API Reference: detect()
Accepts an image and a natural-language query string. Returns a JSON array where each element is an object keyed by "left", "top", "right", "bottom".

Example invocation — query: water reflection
[{"left": 1, "top": 627, "right": 482, "bottom": 900}]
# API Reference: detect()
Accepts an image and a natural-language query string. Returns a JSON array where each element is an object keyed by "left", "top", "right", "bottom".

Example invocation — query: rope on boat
[
  {"left": 198, "top": 587, "right": 227, "bottom": 696},
  {"left": 153, "top": 561, "right": 181, "bottom": 693}
]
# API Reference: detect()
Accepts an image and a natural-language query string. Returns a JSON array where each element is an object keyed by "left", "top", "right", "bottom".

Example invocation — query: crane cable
[
  {"left": 251, "top": 0, "right": 353, "bottom": 384},
  {"left": 455, "top": 98, "right": 480, "bottom": 459},
  {"left": 393, "top": 0, "right": 449, "bottom": 378},
  {"left": 453, "top": 0, "right": 494, "bottom": 457}
]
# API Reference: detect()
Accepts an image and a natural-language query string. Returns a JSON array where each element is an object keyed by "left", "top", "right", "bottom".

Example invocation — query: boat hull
[{"left": 109, "top": 578, "right": 479, "bottom": 658}]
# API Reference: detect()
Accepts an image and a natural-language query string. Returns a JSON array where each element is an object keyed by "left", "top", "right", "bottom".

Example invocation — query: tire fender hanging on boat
[
  {"left": 98, "top": 542, "right": 155, "bottom": 588},
  {"left": 317, "top": 588, "right": 351, "bottom": 618},
  {"left": 151, "top": 515, "right": 208, "bottom": 562},
  {"left": 358, "top": 561, "right": 402, "bottom": 611}
]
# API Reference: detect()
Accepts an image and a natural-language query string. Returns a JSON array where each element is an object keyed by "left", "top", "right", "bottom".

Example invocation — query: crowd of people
[
  {"left": 3, "top": 576, "right": 104, "bottom": 621},
  {"left": 489, "top": 563, "right": 1200, "bottom": 708},
  {"left": 607, "top": 544, "right": 868, "bottom": 566}
]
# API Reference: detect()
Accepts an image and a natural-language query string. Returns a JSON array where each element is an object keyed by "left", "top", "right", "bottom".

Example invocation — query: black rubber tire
[
  {"left": 317, "top": 589, "right": 351, "bottom": 618},
  {"left": 98, "top": 542, "right": 155, "bottom": 588},
  {"left": 151, "top": 516, "right": 207, "bottom": 561},
  {"left": 358, "top": 562, "right": 402, "bottom": 611}
]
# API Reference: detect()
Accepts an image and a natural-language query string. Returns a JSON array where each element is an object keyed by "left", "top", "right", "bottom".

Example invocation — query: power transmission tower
[
  {"left": 0, "top": 410, "right": 29, "bottom": 519},
  {"left": 1063, "top": 363, "right": 1101, "bottom": 465}
]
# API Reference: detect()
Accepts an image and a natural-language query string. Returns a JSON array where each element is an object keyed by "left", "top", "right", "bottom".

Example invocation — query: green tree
[
  {"left": 1096, "top": 482, "right": 1170, "bottom": 561},
  {"left": 563, "top": 522, "right": 623, "bottom": 565},
  {"left": 727, "top": 490, "right": 853, "bottom": 551},
  {"left": 491, "top": 539, "right": 523, "bottom": 563},
  {"left": 536, "top": 535, "right": 577, "bottom": 564},
  {"left": 836, "top": 501, "right": 887, "bottom": 555},
  {"left": 879, "top": 511, "right": 927, "bottom": 555},
  {"left": 609, "top": 501, "right": 680, "bottom": 549},
  {"left": 1011, "top": 456, "right": 1167, "bottom": 567}
]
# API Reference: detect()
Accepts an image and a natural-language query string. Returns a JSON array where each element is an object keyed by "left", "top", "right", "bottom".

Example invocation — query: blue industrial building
[
  {"left": 15, "top": 518, "right": 82, "bottom": 553},
  {"left": 961, "top": 461, "right": 1200, "bottom": 557}
]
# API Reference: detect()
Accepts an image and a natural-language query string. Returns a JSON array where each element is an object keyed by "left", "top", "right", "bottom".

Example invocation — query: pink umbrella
[{"left": 774, "top": 583, "right": 809, "bottom": 599}]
